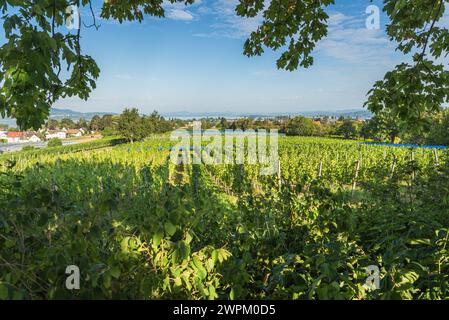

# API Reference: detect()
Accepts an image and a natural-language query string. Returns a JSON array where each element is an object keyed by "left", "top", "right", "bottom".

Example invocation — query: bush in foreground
[{"left": 47, "top": 138, "right": 63, "bottom": 148}]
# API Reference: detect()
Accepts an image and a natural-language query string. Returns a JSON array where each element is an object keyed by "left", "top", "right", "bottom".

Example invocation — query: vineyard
[{"left": 0, "top": 135, "right": 448, "bottom": 299}]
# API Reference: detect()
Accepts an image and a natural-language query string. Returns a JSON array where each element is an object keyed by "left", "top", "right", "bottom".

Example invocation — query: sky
[{"left": 4, "top": 1, "right": 449, "bottom": 115}]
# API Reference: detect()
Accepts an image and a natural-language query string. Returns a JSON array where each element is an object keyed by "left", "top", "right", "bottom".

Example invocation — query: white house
[
  {"left": 46, "top": 130, "right": 67, "bottom": 140},
  {"left": 27, "top": 134, "right": 42, "bottom": 143},
  {"left": 67, "top": 129, "right": 82, "bottom": 137},
  {"left": 6, "top": 132, "right": 25, "bottom": 143},
  {"left": 0, "top": 131, "right": 7, "bottom": 140}
]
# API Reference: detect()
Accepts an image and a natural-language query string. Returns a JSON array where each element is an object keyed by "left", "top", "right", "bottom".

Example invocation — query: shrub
[
  {"left": 47, "top": 138, "right": 63, "bottom": 148},
  {"left": 22, "top": 146, "right": 36, "bottom": 151}
]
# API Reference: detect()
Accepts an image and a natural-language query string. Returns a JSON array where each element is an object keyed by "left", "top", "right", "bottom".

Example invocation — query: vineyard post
[
  {"left": 165, "top": 156, "right": 171, "bottom": 187},
  {"left": 408, "top": 150, "right": 415, "bottom": 208},
  {"left": 352, "top": 160, "right": 360, "bottom": 195},
  {"left": 359, "top": 149, "right": 363, "bottom": 168},
  {"left": 390, "top": 156, "right": 396, "bottom": 179},
  {"left": 433, "top": 149, "right": 440, "bottom": 167},
  {"left": 51, "top": 159, "right": 61, "bottom": 202},
  {"left": 277, "top": 160, "right": 282, "bottom": 192},
  {"left": 240, "top": 163, "right": 244, "bottom": 193},
  {"left": 318, "top": 160, "right": 323, "bottom": 179}
]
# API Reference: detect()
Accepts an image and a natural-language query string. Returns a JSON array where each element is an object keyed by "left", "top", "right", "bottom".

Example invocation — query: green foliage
[
  {"left": 428, "top": 109, "right": 449, "bottom": 146},
  {"left": 46, "top": 119, "right": 59, "bottom": 130},
  {"left": 60, "top": 118, "right": 76, "bottom": 129},
  {"left": 366, "top": 0, "right": 449, "bottom": 130},
  {"left": 88, "top": 114, "right": 116, "bottom": 132},
  {"left": 47, "top": 138, "right": 63, "bottom": 148},
  {"left": 0, "top": 0, "right": 100, "bottom": 130},
  {"left": 101, "top": 126, "right": 118, "bottom": 137},
  {"left": 117, "top": 109, "right": 173, "bottom": 142},
  {"left": 0, "top": 136, "right": 125, "bottom": 162},
  {"left": 21, "top": 146, "right": 36, "bottom": 152},
  {"left": 0, "top": 136, "right": 448, "bottom": 299},
  {"left": 118, "top": 108, "right": 146, "bottom": 143},
  {"left": 237, "top": 0, "right": 335, "bottom": 71},
  {"left": 77, "top": 118, "right": 88, "bottom": 129},
  {"left": 335, "top": 119, "right": 359, "bottom": 139},
  {"left": 361, "top": 111, "right": 401, "bottom": 143},
  {"left": 89, "top": 115, "right": 102, "bottom": 132},
  {"left": 285, "top": 117, "right": 319, "bottom": 136},
  {"left": 143, "top": 111, "right": 173, "bottom": 134}
]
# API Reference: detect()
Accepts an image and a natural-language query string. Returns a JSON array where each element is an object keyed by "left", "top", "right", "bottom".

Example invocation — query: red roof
[
  {"left": 67, "top": 129, "right": 80, "bottom": 134},
  {"left": 7, "top": 132, "right": 24, "bottom": 138}
]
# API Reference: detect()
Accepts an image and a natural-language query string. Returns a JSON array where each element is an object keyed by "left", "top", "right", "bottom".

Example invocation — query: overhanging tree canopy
[{"left": 0, "top": 0, "right": 448, "bottom": 129}]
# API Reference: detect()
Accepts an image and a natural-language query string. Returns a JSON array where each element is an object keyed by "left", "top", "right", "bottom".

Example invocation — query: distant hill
[
  {"left": 161, "top": 109, "right": 372, "bottom": 119},
  {"left": 49, "top": 108, "right": 116, "bottom": 120},
  {"left": 0, "top": 108, "right": 117, "bottom": 128},
  {"left": 1, "top": 108, "right": 372, "bottom": 128}
]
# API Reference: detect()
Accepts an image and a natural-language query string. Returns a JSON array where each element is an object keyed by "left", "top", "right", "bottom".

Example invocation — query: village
[{"left": 0, "top": 127, "right": 86, "bottom": 144}]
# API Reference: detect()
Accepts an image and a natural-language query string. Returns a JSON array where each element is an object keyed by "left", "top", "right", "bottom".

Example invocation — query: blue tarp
[
  {"left": 362, "top": 142, "right": 448, "bottom": 149},
  {"left": 168, "top": 146, "right": 205, "bottom": 151}
]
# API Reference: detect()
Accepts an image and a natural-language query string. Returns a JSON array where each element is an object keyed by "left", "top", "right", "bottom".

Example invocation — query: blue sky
[{"left": 5, "top": 1, "right": 449, "bottom": 114}]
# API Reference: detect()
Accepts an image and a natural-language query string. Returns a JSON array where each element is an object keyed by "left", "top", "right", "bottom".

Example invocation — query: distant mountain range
[
  {"left": 47, "top": 107, "right": 374, "bottom": 120},
  {"left": 49, "top": 108, "right": 117, "bottom": 120},
  {"left": 1, "top": 108, "right": 372, "bottom": 127},
  {"left": 161, "top": 109, "right": 372, "bottom": 119}
]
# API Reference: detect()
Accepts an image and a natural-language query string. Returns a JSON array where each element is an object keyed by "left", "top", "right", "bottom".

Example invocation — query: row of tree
[
  {"left": 42, "top": 109, "right": 183, "bottom": 142},
  {"left": 42, "top": 107, "right": 448, "bottom": 146},
  {"left": 117, "top": 109, "right": 183, "bottom": 142},
  {"left": 284, "top": 109, "right": 449, "bottom": 145},
  {"left": 360, "top": 108, "right": 449, "bottom": 145},
  {"left": 198, "top": 109, "right": 448, "bottom": 145}
]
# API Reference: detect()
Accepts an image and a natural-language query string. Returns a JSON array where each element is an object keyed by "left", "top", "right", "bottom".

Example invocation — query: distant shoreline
[{"left": 1, "top": 108, "right": 372, "bottom": 128}]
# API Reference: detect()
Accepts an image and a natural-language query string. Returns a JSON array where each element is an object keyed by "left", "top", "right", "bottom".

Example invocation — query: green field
[{"left": 0, "top": 136, "right": 448, "bottom": 299}]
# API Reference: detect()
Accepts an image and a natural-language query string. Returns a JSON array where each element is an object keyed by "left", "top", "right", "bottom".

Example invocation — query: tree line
[
  {"left": 37, "top": 107, "right": 448, "bottom": 146},
  {"left": 41, "top": 109, "right": 185, "bottom": 142},
  {"left": 200, "top": 109, "right": 449, "bottom": 146}
]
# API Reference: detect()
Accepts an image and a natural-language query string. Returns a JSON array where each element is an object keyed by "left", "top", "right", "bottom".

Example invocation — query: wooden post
[
  {"left": 318, "top": 160, "right": 323, "bottom": 179},
  {"left": 352, "top": 160, "right": 360, "bottom": 195},
  {"left": 390, "top": 157, "right": 396, "bottom": 179},
  {"left": 277, "top": 160, "right": 282, "bottom": 192},
  {"left": 166, "top": 156, "right": 171, "bottom": 184},
  {"left": 434, "top": 149, "right": 440, "bottom": 167},
  {"left": 51, "top": 159, "right": 61, "bottom": 202}
]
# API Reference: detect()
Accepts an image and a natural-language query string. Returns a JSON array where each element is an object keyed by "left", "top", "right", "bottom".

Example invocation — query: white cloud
[
  {"left": 316, "top": 12, "right": 397, "bottom": 65},
  {"left": 162, "top": 0, "right": 203, "bottom": 21},
  {"left": 194, "top": 0, "right": 265, "bottom": 38},
  {"left": 166, "top": 9, "right": 195, "bottom": 21},
  {"left": 327, "top": 12, "right": 352, "bottom": 27},
  {"left": 193, "top": 3, "right": 396, "bottom": 66}
]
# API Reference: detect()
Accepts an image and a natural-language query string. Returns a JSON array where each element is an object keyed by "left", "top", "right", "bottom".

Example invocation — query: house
[
  {"left": 0, "top": 131, "right": 7, "bottom": 140},
  {"left": 26, "top": 133, "right": 42, "bottom": 143},
  {"left": 7, "top": 131, "right": 25, "bottom": 143},
  {"left": 46, "top": 130, "right": 67, "bottom": 140},
  {"left": 66, "top": 129, "right": 82, "bottom": 137}
]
